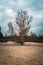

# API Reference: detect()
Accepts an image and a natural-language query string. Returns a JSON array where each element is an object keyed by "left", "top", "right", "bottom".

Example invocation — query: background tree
[
  {"left": 0, "top": 26, "right": 3, "bottom": 37},
  {"left": 0, "top": 26, "right": 3, "bottom": 42},
  {"left": 30, "top": 32, "right": 37, "bottom": 37},
  {"left": 8, "top": 22, "right": 14, "bottom": 36},
  {"left": 0, "top": 26, "right": 1, "bottom": 32},
  {"left": 15, "top": 10, "right": 33, "bottom": 44}
]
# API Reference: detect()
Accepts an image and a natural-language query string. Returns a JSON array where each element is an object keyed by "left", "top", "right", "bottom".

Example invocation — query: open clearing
[{"left": 0, "top": 42, "right": 43, "bottom": 65}]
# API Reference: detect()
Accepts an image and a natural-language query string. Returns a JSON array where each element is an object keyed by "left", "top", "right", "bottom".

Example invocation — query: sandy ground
[{"left": 0, "top": 42, "right": 43, "bottom": 65}]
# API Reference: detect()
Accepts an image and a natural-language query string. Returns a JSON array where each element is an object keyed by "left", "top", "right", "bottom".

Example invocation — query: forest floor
[{"left": 0, "top": 42, "right": 43, "bottom": 65}]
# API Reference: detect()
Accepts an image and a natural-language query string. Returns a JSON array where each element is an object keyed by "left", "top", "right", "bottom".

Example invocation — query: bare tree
[
  {"left": 8, "top": 22, "right": 14, "bottom": 36},
  {"left": 15, "top": 10, "right": 33, "bottom": 44}
]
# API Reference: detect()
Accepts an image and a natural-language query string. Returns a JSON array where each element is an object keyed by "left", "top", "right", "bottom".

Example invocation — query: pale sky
[{"left": 0, "top": 0, "right": 43, "bottom": 35}]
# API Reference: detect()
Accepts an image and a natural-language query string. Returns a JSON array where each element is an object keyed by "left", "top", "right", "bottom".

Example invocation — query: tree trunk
[{"left": 20, "top": 34, "right": 24, "bottom": 45}]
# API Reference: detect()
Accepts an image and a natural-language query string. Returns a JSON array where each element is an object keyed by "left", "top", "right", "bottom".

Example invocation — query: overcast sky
[{"left": 0, "top": 0, "right": 43, "bottom": 36}]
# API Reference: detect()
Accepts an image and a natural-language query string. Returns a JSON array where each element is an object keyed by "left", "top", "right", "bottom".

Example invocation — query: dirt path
[{"left": 0, "top": 42, "right": 43, "bottom": 65}]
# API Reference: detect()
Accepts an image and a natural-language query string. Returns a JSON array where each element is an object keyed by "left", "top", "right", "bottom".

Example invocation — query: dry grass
[{"left": 0, "top": 42, "right": 43, "bottom": 65}]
